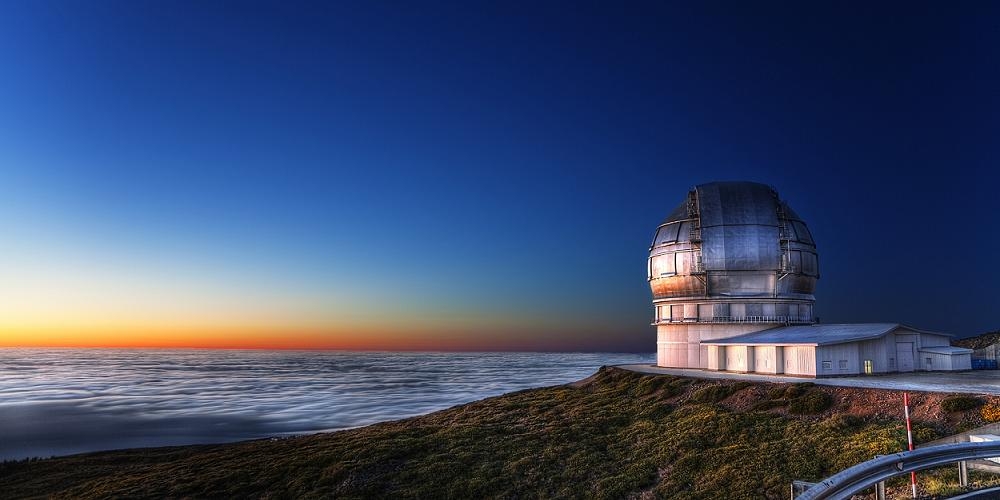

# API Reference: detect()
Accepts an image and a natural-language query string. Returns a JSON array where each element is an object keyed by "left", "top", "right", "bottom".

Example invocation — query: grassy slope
[{"left": 2, "top": 367, "right": 996, "bottom": 499}]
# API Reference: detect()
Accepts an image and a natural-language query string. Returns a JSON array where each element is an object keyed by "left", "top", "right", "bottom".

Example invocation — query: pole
[
  {"left": 904, "top": 392, "right": 916, "bottom": 498},
  {"left": 872, "top": 455, "right": 887, "bottom": 500}
]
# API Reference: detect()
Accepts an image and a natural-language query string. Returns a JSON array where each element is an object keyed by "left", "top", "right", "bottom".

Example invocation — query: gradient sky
[{"left": 0, "top": 1, "right": 997, "bottom": 351}]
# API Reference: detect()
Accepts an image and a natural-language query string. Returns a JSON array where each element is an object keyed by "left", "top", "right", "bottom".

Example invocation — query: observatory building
[{"left": 648, "top": 181, "right": 971, "bottom": 377}]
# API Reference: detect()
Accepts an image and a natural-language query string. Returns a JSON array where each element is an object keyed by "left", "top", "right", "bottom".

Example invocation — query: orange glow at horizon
[
  {"left": 0, "top": 316, "right": 622, "bottom": 351},
  {"left": 0, "top": 214, "right": 627, "bottom": 351}
]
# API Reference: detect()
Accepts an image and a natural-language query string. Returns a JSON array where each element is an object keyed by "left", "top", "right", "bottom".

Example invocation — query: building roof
[
  {"left": 700, "top": 323, "right": 952, "bottom": 347},
  {"left": 919, "top": 345, "right": 973, "bottom": 355}
]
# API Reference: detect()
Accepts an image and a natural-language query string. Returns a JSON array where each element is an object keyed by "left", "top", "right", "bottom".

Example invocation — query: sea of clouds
[{"left": 0, "top": 349, "right": 653, "bottom": 460}]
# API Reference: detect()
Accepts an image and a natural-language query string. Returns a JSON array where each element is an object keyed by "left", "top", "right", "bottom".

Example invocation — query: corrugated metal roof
[
  {"left": 701, "top": 323, "right": 951, "bottom": 346},
  {"left": 919, "top": 346, "right": 973, "bottom": 355}
]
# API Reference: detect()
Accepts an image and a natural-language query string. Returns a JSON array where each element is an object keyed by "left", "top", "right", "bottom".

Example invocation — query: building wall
[
  {"left": 920, "top": 351, "right": 950, "bottom": 371},
  {"left": 816, "top": 344, "right": 861, "bottom": 376},
  {"left": 661, "top": 324, "right": 969, "bottom": 375},
  {"left": 707, "top": 345, "right": 726, "bottom": 370},
  {"left": 656, "top": 323, "right": 779, "bottom": 368},
  {"left": 954, "top": 354, "right": 973, "bottom": 370},
  {"left": 858, "top": 338, "right": 892, "bottom": 374},
  {"left": 919, "top": 333, "right": 951, "bottom": 348},
  {"left": 919, "top": 351, "right": 973, "bottom": 371},
  {"left": 782, "top": 346, "right": 816, "bottom": 376},
  {"left": 753, "top": 346, "right": 783, "bottom": 374},
  {"left": 725, "top": 345, "right": 754, "bottom": 372}
]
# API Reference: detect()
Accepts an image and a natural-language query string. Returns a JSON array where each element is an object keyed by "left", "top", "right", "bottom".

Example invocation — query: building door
[
  {"left": 864, "top": 359, "right": 873, "bottom": 375},
  {"left": 895, "top": 343, "right": 915, "bottom": 372}
]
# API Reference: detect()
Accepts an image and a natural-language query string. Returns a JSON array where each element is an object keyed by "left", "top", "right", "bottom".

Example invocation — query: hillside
[
  {"left": 2, "top": 367, "right": 999, "bottom": 499},
  {"left": 954, "top": 330, "right": 1000, "bottom": 350}
]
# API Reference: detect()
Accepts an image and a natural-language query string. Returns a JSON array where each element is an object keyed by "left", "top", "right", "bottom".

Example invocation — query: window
[
  {"left": 671, "top": 305, "right": 684, "bottom": 321},
  {"left": 654, "top": 223, "right": 681, "bottom": 246},
  {"left": 822, "top": 361, "right": 832, "bottom": 370},
  {"left": 839, "top": 360, "right": 848, "bottom": 370},
  {"left": 651, "top": 253, "right": 675, "bottom": 277},
  {"left": 792, "top": 221, "right": 814, "bottom": 244}
]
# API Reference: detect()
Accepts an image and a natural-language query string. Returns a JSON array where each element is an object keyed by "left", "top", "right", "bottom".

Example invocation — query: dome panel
[
  {"left": 697, "top": 182, "right": 780, "bottom": 227},
  {"left": 648, "top": 181, "right": 818, "bottom": 302},
  {"left": 701, "top": 225, "right": 780, "bottom": 271},
  {"left": 660, "top": 200, "right": 690, "bottom": 225},
  {"left": 650, "top": 275, "right": 706, "bottom": 298}
]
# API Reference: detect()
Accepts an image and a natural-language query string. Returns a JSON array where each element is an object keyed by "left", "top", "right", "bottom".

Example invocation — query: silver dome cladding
[{"left": 648, "top": 181, "right": 819, "bottom": 304}]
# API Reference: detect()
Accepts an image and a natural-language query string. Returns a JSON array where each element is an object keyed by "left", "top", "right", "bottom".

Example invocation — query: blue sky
[{"left": 1, "top": 1, "right": 997, "bottom": 350}]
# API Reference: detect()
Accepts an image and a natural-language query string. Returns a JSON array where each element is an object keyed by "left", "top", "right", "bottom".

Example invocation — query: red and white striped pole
[{"left": 904, "top": 392, "right": 916, "bottom": 498}]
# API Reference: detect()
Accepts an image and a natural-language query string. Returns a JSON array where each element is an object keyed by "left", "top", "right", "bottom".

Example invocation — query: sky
[{"left": 0, "top": 1, "right": 997, "bottom": 351}]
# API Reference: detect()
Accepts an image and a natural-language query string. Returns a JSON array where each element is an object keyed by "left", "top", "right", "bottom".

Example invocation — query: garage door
[{"left": 895, "top": 343, "right": 914, "bottom": 372}]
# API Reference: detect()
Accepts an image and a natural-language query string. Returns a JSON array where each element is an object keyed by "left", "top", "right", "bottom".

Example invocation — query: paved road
[{"left": 617, "top": 364, "right": 1000, "bottom": 395}]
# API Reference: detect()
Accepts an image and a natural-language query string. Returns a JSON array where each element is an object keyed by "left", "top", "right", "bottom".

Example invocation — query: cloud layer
[{"left": 0, "top": 349, "right": 652, "bottom": 459}]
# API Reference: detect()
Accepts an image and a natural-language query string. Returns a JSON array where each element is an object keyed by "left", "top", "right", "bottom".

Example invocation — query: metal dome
[{"left": 648, "top": 181, "right": 819, "bottom": 319}]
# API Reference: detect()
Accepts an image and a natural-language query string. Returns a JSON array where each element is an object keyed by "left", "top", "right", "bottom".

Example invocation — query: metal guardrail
[{"left": 797, "top": 442, "right": 1000, "bottom": 500}]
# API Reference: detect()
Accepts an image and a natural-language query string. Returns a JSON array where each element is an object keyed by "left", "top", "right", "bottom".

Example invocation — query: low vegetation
[
  {"left": 749, "top": 382, "right": 831, "bottom": 414},
  {"left": 689, "top": 381, "right": 751, "bottom": 403},
  {"left": 787, "top": 389, "right": 833, "bottom": 415},
  {"left": 981, "top": 402, "right": 1000, "bottom": 423},
  {"left": 941, "top": 395, "right": 984, "bottom": 412},
  {"left": 1, "top": 367, "right": 998, "bottom": 499}
]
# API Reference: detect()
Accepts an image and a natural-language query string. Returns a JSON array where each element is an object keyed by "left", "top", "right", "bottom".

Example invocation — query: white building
[{"left": 648, "top": 182, "right": 971, "bottom": 377}]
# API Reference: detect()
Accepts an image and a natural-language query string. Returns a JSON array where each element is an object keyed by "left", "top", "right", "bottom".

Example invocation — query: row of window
[
  {"left": 655, "top": 303, "right": 814, "bottom": 322},
  {"left": 821, "top": 360, "right": 850, "bottom": 370},
  {"left": 648, "top": 249, "right": 819, "bottom": 277},
  {"left": 651, "top": 219, "right": 816, "bottom": 246},
  {"left": 821, "top": 357, "right": 932, "bottom": 372}
]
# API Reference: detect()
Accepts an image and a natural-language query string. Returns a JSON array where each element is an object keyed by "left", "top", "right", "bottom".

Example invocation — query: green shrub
[
  {"left": 690, "top": 382, "right": 751, "bottom": 403},
  {"left": 769, "top": 383, "right": 815, "bottom": 400},
  {"left": 751, "top": 400, "right": 787, "bottom": 411},
  {"left": 767, "top": 387, "right": 787, "bottom": 400},
  {"left": 788, "top": 390, "right": 833, "bottom": 414},
  {"left": 824, "top": 413, "right": 862, "bottom": 430},
  {"left": 941, "top": 396, "right": 983, "bottom": 412},
  {"left": 913, "top": 423, "right": 941, "bottom": 444},
  {"left": 691, "top": 385, "right": 732, "bottom": 403}
]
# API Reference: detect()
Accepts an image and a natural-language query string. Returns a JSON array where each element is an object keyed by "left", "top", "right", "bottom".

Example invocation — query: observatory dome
[
  {"left": 648, "top": 181, "right": 819, "bottom": 324},
  {"left": 648, "top": 182, "right": 970, "bottom": 376}
]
